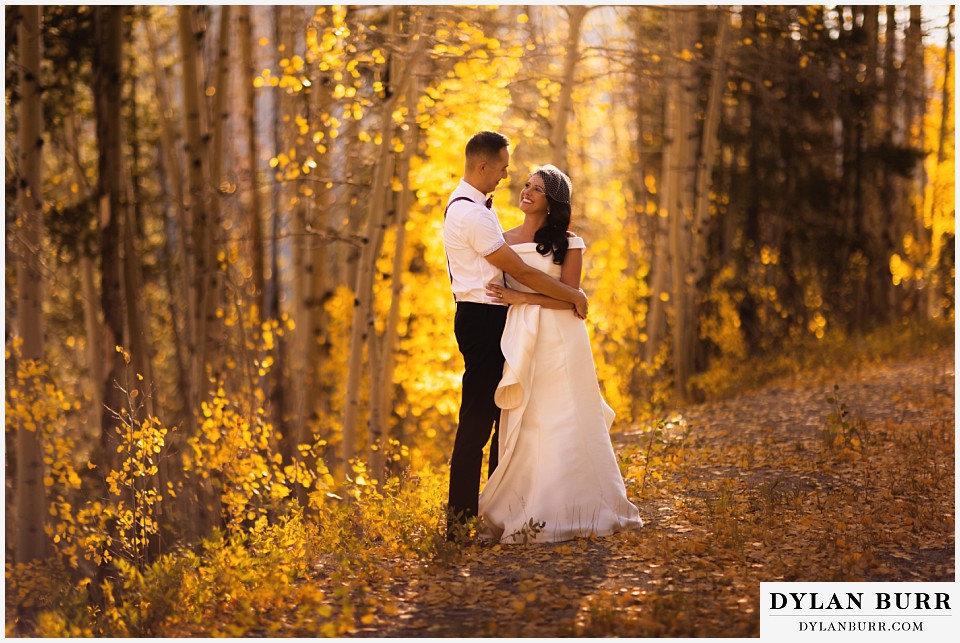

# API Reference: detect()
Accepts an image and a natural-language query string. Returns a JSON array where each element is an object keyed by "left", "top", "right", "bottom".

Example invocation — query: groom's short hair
[{"left": 465, "top": 131, "right": 509, "bottom": 161}]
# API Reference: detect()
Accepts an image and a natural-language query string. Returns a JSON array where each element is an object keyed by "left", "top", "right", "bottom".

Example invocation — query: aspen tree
[{"left": 15, "top": 3, "right": 47, "bottom": 565}]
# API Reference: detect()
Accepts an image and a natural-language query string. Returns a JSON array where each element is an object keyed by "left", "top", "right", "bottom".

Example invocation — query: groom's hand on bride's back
[{"left": 484, "top": 245, "right": 589, "bottom": 319}]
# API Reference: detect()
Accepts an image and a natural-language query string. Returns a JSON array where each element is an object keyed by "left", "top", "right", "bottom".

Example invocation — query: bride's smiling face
[{"left": 519, "top": 174, "right": 549, "bottom": 216}]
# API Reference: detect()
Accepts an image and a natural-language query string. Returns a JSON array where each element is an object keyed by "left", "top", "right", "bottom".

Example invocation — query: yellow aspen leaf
[{"left": 320, "top": 623, "right": 337, "bottom": 637}]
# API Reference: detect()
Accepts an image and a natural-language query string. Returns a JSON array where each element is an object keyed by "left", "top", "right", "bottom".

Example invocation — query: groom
[{"left": 442, "top": 130, "right": 588, "bottom": 540}]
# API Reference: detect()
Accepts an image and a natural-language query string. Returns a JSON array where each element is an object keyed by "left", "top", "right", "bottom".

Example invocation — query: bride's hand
[
  {"left": 573, "top": 288, "right": 588, "bottom": 319},
  {"left": 486, "top": 281, "right": 524, "bottom": 305}
]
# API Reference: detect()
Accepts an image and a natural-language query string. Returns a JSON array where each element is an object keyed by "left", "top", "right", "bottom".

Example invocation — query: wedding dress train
[{"left": 478, "top": 239, "right": 642, "bottom": 543}]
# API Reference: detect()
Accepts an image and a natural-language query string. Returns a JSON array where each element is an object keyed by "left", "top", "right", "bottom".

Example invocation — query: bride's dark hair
[{"left": 532, "top": 165, "right": 572, "bottom": 265}]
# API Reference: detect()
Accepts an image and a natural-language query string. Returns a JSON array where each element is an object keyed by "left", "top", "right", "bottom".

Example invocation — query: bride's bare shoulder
[{"left": 502, "top": 227, "right": 523, "bottom": 243}]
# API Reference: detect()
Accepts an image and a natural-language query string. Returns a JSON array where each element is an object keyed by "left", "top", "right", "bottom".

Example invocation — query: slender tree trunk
[
  {"left": 629, "top": 8, "right": 657, "bottom": 407},
  {"left": 550, "top": 6, "right": 589, "bottom": 166},
  {"left": 690, "top": 8, "right": 730, "bottom": 288},
  {"left": 145, "top": 18, "right": 191, "bottom": 416},
  {"left": 178, "top": 6, "right": 211, "bottom": 401},
  {"left": 305, "top": 9, "right": 335, "bottom": 461},
  {"left": 738, "top": 5, "right": 763, "bottom": 353},
  {"left": 203, "top": 5, "right": 231, "bottom": 379},
  {"left": 14, "top": 3, "right": 47, "bottom": 566},
  {"left": 368, "top": 9, "right": 421, "bottom": 475},
  {"left": 93, "top": 6, "right": 128, "bottom": 591},
  {"left": 239, "top": 5, "right": 267, "bottom": 307},
  {"left": 883, "top": 5, "right": 903, "bottom": 316},
  {"left": 340, "top": 135, "right": 365, "bottom": 290},
  {"left": 861, "top": 6, "right": 890, "bottom": 325},
  {"left": 287, "top": 11, "right": 312, "bottom": 464},
  {"left": 177, "top": 5, "right": 218, "bottom": 537},
  {"left": 121, "top": 181, "right": 156, "bottom": 417},
  {"left": 210, "top": 6, "right": 231, "bottom": 192},
  {"left": 364, "top": 167, "right": 394, "bottom": 475},
  {"left": 643, "top": 10, "right": 676, "bottom": 368},
  {"left": 376, "top": 76, "right": 421, "bottom": 463},
  {"left": 665, "top": 7, "right": 697, "bottom": 398},
  {"left": 95, "top": 5, "right": 127, "bottom": 468},
  {"left": 643, "top": 226, "right": 671, "bottom": 367},
  {"left": 343, "top": 145, "right": 396, "bottom": 469},
  {"left": 174, "top": 8, "right": 201, "bottom": 373},
  {"left": 269, "top": 5, "right": 295, "bottom": 465},
  {"left": 79, "top": 255, "right": 103, "bottom": 427},
  {"left": 885, "top": 5, "right": 899, "bottom": 143},
  {"left": 123, "top": 29, "right": 156, "bottom": 419},
  {"left": 904, "top": 5, "right": 927, "bottom": 314}
]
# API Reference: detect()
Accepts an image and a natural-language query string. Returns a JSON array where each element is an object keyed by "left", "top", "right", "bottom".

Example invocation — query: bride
[{"left": 479, "top": 164, "right": 642, "bottom": 544}]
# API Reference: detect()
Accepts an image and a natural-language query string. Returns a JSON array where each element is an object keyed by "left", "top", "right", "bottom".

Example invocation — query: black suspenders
[{"left": 443, "top": 196, "right": 479, "bottom": 300}]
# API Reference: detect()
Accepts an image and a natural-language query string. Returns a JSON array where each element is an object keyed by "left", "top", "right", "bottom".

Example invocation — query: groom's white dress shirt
[{"left": 442, "top": 179, "right": 507, "bottom": 305}]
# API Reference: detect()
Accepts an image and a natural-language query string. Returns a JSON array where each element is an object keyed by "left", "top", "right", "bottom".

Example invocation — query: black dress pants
[{"left": 447, "top": 301, "right": 508, "bottom": 534}]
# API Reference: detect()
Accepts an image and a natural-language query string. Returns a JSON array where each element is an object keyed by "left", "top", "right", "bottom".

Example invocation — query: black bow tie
[{"left": 485, "top": 195, "right": 493, "bottom": 209}]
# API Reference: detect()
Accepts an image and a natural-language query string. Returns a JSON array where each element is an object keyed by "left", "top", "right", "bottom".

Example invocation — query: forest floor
[{"left": 350, "top": 348, "right": 955, "bottom": 638}]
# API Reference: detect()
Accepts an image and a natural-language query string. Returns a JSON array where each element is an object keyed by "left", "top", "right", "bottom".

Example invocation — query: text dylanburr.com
[{"left": 761, "top": 582, "right": 956, "bottom": 640}]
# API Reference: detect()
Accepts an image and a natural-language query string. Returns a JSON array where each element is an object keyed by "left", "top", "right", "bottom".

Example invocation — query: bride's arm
[
  {"left": 486, "top": 248, "right": 583, "bottom": 310},
  {"left": 486, "top": 286, "right": 576, "bottom": 309}
]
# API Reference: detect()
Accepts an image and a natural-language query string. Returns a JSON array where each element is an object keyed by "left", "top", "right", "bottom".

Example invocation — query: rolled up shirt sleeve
[{"left": 467, "top": 209, "right": 506, "bottom": 257}]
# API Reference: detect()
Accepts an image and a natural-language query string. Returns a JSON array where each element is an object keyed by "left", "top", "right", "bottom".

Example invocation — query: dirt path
[{"left": 359, "top": 350, "right": 955, "bottom": 637}]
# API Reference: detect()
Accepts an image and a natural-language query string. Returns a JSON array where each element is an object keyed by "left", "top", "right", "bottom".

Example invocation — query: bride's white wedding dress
[{"left": 478, "top": 237, "right": 642, "bottom": 544}]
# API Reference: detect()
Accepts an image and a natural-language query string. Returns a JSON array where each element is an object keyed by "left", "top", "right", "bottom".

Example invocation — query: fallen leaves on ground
[
  {"left": 342, "top": 351, "right": 954, "bottom": 637},
  {"left": 12, "top": 351, "right": 952, "bottom": 637}
]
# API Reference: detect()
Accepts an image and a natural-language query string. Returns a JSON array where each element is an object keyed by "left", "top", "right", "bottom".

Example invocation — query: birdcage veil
[{"left": 532, "top": 165, "right": 572, "bottom": 204}]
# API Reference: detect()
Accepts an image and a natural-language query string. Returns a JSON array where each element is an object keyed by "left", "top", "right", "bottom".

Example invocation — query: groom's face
[{"left": 483, "top": 147, "right": 510, "bottom": 194}]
